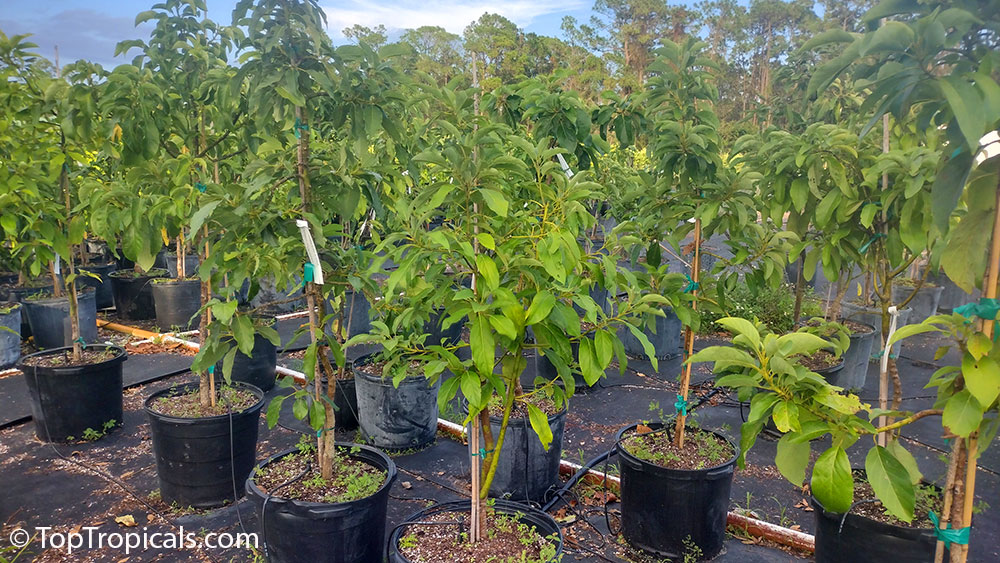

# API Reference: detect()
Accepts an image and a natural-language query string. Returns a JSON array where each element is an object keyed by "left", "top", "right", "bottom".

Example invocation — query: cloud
[
  {"left": 321, "top": 0, "right": 585, "bottom": 38},
  {"left": 0, "top": 9, "right": 152, "bottom": 69}
]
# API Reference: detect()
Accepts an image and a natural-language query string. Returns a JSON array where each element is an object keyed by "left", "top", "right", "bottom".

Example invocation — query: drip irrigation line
[
  {"left": 259, "top": 463, "right": 310, "bottom": 561},
  {"left": 542, "top": 487, "right": 609, "bottom": 552},
  {"left": 227, "top": 404, "right": 249, "bottom": 538}
]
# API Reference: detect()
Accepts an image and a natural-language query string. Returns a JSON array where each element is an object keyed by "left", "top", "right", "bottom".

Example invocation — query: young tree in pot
[
  {"left": 1, "top": 35, "right": 128, "bottom": 443},
  {"left": 232, "top": 2, "right": 407, "bottom": 560},
  {"left": 691, "top": 317, "right": 949, "bottom": 562},
  {"left": 108, "top": 0, "right": 266, "bottom": 508},
  {"left": 381, "top": 84, "right": 663, "bottom": 559}
]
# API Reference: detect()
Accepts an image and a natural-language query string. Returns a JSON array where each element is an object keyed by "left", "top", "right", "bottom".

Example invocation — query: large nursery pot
[
  {"left": 465, "top": 401, "right": 566, "bottom": 503},
  {"left": 165, "top": 252, "right": 200, "bottom": 278},
  {"left": 891, "top": 283, "right": 944, "bottom": 324},
  {"left": 535, "top": 332, "right": 593, "bottom": 391},
  {"left": 227, "top": 329, "right": 278, "bottom": 392},
  {"left": 76, "top": 261, "right": 118, "bottom": 309},
  {"left": 332, "top": 375, "right": 359, "bottom": 430},
  {"left": 833, "top": 321, "right": 876, "bottom": 391},
  {"left": 614, "top": 422, "right": 737, "bottom": 560},
  {"left": 618, "top": 302, "right": 683, "bottom": 360},
  {"left": 1, "top": 303, "right": 21, "bottom": 368},
  {"left": 17, "top": 344, "right": 126, "bottom": 443},
  {"left": 926, "top": 268, "right": 980, "bottom": 313},
  {"left": 22, "top": 288, "right": 98, "bottom": 350},
  {"left": 145, "top": 381, "right": 264, "bottom": 508},
  {"left": 811, "top": 496, "right": 938, "bottom": 563},
  {"left": 353, "top": 355, "right": 441, "bottom": 450},
  {"left": 247, "top": 444, "right": 396, "bottom": 563},
  {"left": 423, "top": 307, "right": 463, "bottom": 347},
  {"left": 387, "top": 499, "right": 563, "bottom": 563},
  {"left": 109, "top": 268, "right": 167, "bottom": 320},
  {"left": 5, "top": 282, "right": 55, "bottom": 338},
  {"left": 151, "top": 278, "right": 202, "bottom": 330},
  {"left": 840, "top": 301, "right": 912, "bottom": 358}
]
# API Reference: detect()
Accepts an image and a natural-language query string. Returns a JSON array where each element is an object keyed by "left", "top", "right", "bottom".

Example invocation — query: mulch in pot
[
  {"left": 621, "top": 425, "right": 733, "bottom": 471},
  {"left": 253, "top": 446, "right": 386, "bottom": 504},
  {"left": 149, "top": 385, "right": 258, "bottom": 418},
  {"left": 20, "top": 348, "right": 118, "bottom": 368},
  {"left": 396, "top": 505, "right": 559, "bottom": 563}
]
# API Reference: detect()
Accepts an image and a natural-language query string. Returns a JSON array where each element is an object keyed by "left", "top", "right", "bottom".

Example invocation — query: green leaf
[
  {"left": 943, "top": 389, "right": 984, "bottom": 437},
  {"left": 716, "top": 317, "right": 761, "bottom": 349},
  {"left": 232, "top": 314, "right": 255, "bottom": 356},
  {"left": 776, "top": 332, "right": 831, "bottom": 356},
  {"left": 811, "top": 446, "right": 853, "bottom": 513},
  {"left": 525, "top": 291, "right": 556, "bottom": 325},
  {"left": 686, "top": 345, "right": 757, "bottom": 368},
  {"left": 748, "top": 393, "right": 781, "bottom": 425},
  {"left": 190, "top": 201, "right": 221, "bottom": 234},
  {"left": 859, "top": 21, "right": 914, "bottom": 56},
  {"left": 461, "top": 370, "right": 483, "bottom": 410},
  {"left": 579, "top": 338, "right": 602, "bottom": 386},
  {"left": 594, "top": 329, "right": 614, "bottom": 369},
  {"left": 212, "top": 300, "right": 238, "bottom": 324},
  {"left": 887, "top": 322, "right": 942, "bottom": 347},
  {"left": 293, "top": 397, "right": 308, "bottom": 420},
  {"left": 470, "top": 314, "right": 495, "bottom": 378},
  {"left": 772, "top": 401, "right": 800, "bottom": 432},
  {"left": 886, "top": 439, "right": 923, "bottom": 485},
  {"left": 938, "top": 76, "right": 985, "bottom": 152},
  {"left": 526, "top": 403, "right": 553, "bottom": 451},
  {"left": 479, "top": 188, "right": 508, "bottom": 217},
  {"left": 931, "top": 150, "right": 974, "bottom": 232},
  {"left": 309, "top": 399, "right": 325, "bottom": 431},
  {"left": 476, "top": 254, "right": 500, "bottom": 292},
  {"left": 776, "top": 432, "right": 810, "bottom": 485},
  {"left": 962, "top": 355, "right": 1000, "bottom": 408},
  {"left": 790, "top": 177, "right": 808, "bottom": 213},
  {"left": 488, "top": 314, "right": 517, "bottom": 340},
  {"left": 968, "top": 333, "right": 993, "bottom": 361},
  {"left": 266, "top": 395, "right": 288, "bottom": 428},
  {"left": 865, "top": 445, "right": 915, "bottom": 522}
]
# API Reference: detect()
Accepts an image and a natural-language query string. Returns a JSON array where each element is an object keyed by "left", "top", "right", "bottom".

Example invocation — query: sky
[{"left": 0, "top": 0, "right": 595, "bottom": 68}]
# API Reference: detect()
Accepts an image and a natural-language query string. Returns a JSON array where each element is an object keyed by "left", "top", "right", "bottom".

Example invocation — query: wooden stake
[
  {"left": 877, "top": 112, "right": 890, "bottom": 447},
  {"left": 675, "top": 219, "right": 701, "bottom": 448},
  {"left": 934, "top": 438, "right": 962, "bottom": 563}
]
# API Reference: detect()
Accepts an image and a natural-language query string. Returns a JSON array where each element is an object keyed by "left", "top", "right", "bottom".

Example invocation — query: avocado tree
[
  {"left": 378, "top": 82, "right": 675, "bottom": 540},
  {"left": 0, "top": 32, "right": 105, "bottom": 360},
  {"left": 108, "top": 0, "right": 244, "bottom": 406},
  {"left": 233, "top": 0, "right": 407, "bottom": 479}
]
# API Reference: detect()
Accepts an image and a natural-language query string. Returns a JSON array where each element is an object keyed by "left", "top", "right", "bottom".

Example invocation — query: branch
[{"left": 873, "top": 409, "right": 942, "bottom": 435}]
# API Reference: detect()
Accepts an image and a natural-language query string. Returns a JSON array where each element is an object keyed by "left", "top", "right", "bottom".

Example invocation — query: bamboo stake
[
  {"left": 877, "top": 112, "right": 890, "bottom": 447},
  {"left": 469, "top": 51, "right": 484, "bottom": 542},
  {"left": 934, "top": 438, "right": 962, "bottom": 563},
  {"left": 675, "top": 219, "right": 701, "bottom": 448}
]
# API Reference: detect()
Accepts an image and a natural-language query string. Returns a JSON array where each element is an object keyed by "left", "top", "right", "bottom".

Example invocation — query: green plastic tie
[
  {"left": 470, "top": 448, "right": 494, "bottom": 458},
  {"left": 928, "top": 511, "right": 971, "bottom": 547},
  {"left": 683, "top": 274, "right": 699, "bottom": 293},
  {"left": 294, "top": 118, "right": 310, "bottom": 139},
  {"left": 73, "top": 337, "right": 86, "bottom": 345},
  {"left": 859, "top": 233, "right": 886, "bottom": 254},
  {"left": 207, "top": 365, "right": 215, "bottom": 375},
  {"left": 871, "top": 350, "right": 898, "bottom": 360},
  {"left": 316, "top": 427, "right": 335, "bottom": 437},
  {"left": 302, "top": 263, "right": 315, "bottom": 287},
  {"left": 954, "top": 298, "right": 1000, "bottom": 341},
  {"left": 195, "top": 182, "right": 207, "bottom": 193},
  {"left": 674, "top": 394, "right": 689, "bottom": 417}
]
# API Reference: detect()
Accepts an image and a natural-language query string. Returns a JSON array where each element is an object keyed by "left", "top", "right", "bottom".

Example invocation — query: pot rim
[
  {"left": 614, "top": 421, "right": 739, "bottom": 475},
  {"left": 17, "top": 343, "right": 127, "bottom": 373},
  {"left": 20, "top": 286, "right": 96, "bottom": 304},
  {"left": 109, "top": 268, "right": 169, "bottom": 279},
  {"left": 144, "top": 381, "right": 264, "bottom": 422},
  {"left": 150, "top": 277, "right": 201, "bottom": 285},
  {"left": 246, "top": 443, "right": 397, "bottom": 509},
  {"left": 388, "top": 498, "right": 563, "bottom": 563}
]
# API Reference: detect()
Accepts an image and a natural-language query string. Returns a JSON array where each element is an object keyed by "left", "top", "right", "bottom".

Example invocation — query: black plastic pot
[
  {"left": 17, "top": 344, "right": 126, "bottom": 443},
  {"left": 5, "top": 283, "right": 54, "bottom": 338},
  {"left": 469, "top": 404, "right": 567, "bottom": 503},
  {"left": 152, "top": 278, "right": 202, "bottom": 330},
  {"left": 387, "top": 499, "right": 563, "bottom": 563},
  {"left": 114, "top": 248, "right": 167, "bottom": 272},
  {"left": 330, "top": 375, "right": 359, "bottom": 430},
  {"left": 891, "top": 283, "right": 944, "bottom": 324},
  {"left": 927, "top": 268, "right": 980, "bottom": 313},
  {"left": 110, "top": 269, "right": 166, "bottom": 320},
  {"left": 165, "top": 253, "right": 200, "bottom": 279},
  {"left": 618, "top": 304, "right": 683, "bottom": 360},
  {"left": 813, "top": 355, "right": 847, "bottom": 384},
  {"left": 247, "top": 444, "right": 396, "bottom": 563},
  {"left": 76, "top": 262, "right": 118, "bottom": 309},
  {"left": 22, "top": 289, "right": 98, "bottom": 350},
  {"left": 614, "top": 423, "right": 737, "bottom": 560},
  {"left": 230, "top": 332, "right": 278, "bottom": 392},
  {"left": 834, "top": 322, "right": 875, "bottom": 391},
  {"left": 1, "top": 303, "right": 21, "bottom": 368},
  {"left": 841, "top": 301, "right": 912, "bottom": 358},
  {"left": 353, "top": 355, "right": 441, "bottom": 450},
  {"left": 145, "top": 382, "right": 264, "bottom": 508},
  {"left": 423, "top": 307, "right": 463, "bottom": 347},
  {"left": 812, "top": 496, "right": 938, "bottom": 563}
]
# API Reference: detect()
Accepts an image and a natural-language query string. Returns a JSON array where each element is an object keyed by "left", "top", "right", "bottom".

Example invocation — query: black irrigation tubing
[{"left": 260, "top": 463, "right": 310, "bottom": 562}]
